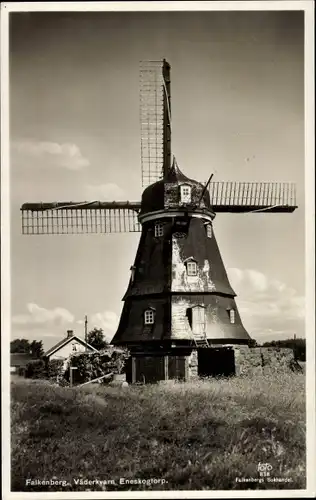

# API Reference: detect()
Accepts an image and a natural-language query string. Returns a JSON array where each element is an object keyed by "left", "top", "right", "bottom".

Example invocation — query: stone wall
[
  {"left": 188, "top": 349, "right": 198, "bottom": 379},
  {"left": 234, "top": 346, "right": 296, "bottom": 376}
]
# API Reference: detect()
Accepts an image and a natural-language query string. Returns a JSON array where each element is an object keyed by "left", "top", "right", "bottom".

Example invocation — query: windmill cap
[{"left": 140, "top": 158, "right": 213, "bottom": 217}]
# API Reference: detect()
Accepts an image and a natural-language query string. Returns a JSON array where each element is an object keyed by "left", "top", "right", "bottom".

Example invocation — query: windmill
[{"left": 21, "top": 60, "right": 297, "bottom": 383}]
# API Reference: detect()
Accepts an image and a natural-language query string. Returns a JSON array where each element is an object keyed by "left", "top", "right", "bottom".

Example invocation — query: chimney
[{"left": 67, "top": 330, "right": 74, "bottom": 338}]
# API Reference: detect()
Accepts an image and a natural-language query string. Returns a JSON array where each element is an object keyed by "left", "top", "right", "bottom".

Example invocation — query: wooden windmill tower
[{"left": 21, "top": 60, "right": 297, "bottom": 383}]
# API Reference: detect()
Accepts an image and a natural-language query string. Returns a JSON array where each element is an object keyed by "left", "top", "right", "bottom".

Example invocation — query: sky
[{"left": 9, "top": 9, "right": 305, "bottom": 350}]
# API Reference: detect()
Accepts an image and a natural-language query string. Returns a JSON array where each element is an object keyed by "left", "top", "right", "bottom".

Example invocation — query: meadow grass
[{"left": 11, "top": 373, "right": 305, "bottom": 491}]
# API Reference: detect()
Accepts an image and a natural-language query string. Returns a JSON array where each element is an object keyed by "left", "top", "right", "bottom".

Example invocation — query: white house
[{"left": 44, "top": 330, "right": 98, "bottom": 365}]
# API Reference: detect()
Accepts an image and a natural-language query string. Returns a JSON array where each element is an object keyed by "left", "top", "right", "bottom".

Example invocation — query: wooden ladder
[{"left": 193, "top": 335, "right": 210, "bottom": 348}]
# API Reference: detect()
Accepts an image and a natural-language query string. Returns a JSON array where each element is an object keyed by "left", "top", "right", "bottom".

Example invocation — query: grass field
[{"left": 11, "top": 373, "right": 306, "bottom": 492}]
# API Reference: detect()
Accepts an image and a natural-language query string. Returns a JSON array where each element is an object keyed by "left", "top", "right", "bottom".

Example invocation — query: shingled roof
[{"left": 44, "top": 334, "right": 98, "bottom": 357}]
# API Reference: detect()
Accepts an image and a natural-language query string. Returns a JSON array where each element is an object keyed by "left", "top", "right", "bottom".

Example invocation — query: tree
[
  {"left": 87, "top": 328, "right": 108, "bottom": 350},
  {"left": 248, "top": 339, "right": 259, "bottom": 348},
  {"left": 10, "top": 338, "right": 31, "bottom": 353},
  {"left": 10, "top": 338, "right": 44, "bottom": 357},
  {"left": 30, "top": 340, "right": 44, "bottom": 358}
]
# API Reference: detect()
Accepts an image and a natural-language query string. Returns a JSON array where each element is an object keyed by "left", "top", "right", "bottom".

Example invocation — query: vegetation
[
  {"left": 247, "top": 338, "right": 306, "bottom": 362},
  {"left": 23, "top": 359, "right": 47, "bottom": 379},
  {"left": 10, "top": 339, "right": 44, "bottom": 357},
  {"left": 262, "top": 339, "right": 306, "bottom": 362},
  {"left": 64, "top": 347, "right": 129, "bottom": 385},
  {"left": 11, "top": 373, "right": 305, "bottom": 492},
  {"left": 19, "top": 347, "right": 128, "bottom": 385},
  {"left": 19, "top": 359, "right": 65, "bottom": 382},
  {"left": 87, "top": 327, "right": 109, "bottom": 350},
  {"left": 46, "top": 359, "right": 65, "bottom": 382},
  {"left": 246, "top": 338, "right": 305, "bottom": 363},
  {"left": 248, "top": 339, "right": 259, "bottom": 348}
]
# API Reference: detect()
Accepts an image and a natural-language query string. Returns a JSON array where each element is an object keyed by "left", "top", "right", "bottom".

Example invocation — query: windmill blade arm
[
  {"left": 21, "top": 201, "right": 141, "bottom": 211},
  {"left": 208, "top": 182, "right": 297, "bottom": 213},
  {"left": 21, "top": 201, "right": 141, "bottom": 235},
  {"left": 140, "top": 60, "right": 171, "bottom": 187}
]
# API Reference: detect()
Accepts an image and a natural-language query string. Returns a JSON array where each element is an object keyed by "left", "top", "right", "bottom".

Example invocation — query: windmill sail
[
  {"left": 21, "top": 181, "right": 296, "bottom": 235},
  {"left": 208, "top": 181, "right": 297, "bottom": 212},
  {"left": 140, "top": 60, "right": 171, "bottom": 188},
  {"left": 21, "top": 202, "right": 141, "bottom": 235}
]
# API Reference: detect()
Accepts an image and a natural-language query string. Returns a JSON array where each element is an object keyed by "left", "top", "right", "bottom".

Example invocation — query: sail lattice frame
[
  {"left": 140, "top": 60, "right": 171, "bottom": 188},
  {"left": 21, "top": 202, "right": 141, "bottom": 235},
  {"left": 208, "top": 181, "right": 297, "bottom": 212},
  {"left": 21, "top": 181, "right": 297, "bottom": 235}
]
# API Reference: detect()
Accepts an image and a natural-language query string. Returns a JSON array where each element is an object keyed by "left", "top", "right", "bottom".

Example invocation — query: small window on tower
[
  {"left": 206, "top": 224, "right": 212, "bottom": 238},
  {"left": 180, "top": 184, "right": 192, "bottom": 203},
  {"left": 130, "top": 266, "right": 136, "bottom": 282},
  {"left": 186, "top": 260, "right": 197, "bottom": 276},
  {"left": 229, "top": 309, "right": 236, "bottom": 324},
  {"left": 155, "top": 223, "right": 164, "bottom": 237},
  {"left": 144, "top": 309, "right": 155, "bottom": 325}
]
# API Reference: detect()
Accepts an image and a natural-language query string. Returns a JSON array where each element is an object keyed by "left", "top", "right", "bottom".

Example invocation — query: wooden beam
[
  {"left": 184, "top": 356, "right": 189, "bottom": 381},
  {"left": 132, "top": 357, "right": 136, "bottom": 384},
  {"left": 164, "top": 355, "right": 169, "bottom": 380}
]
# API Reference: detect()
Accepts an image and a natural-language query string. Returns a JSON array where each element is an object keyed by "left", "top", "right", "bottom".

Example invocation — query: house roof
[
  {"left": 44, "top": 335, "right": 98, "bottom": 358},
  {"left": 11, "top": 353, "right": 38, "bottom": 367}
]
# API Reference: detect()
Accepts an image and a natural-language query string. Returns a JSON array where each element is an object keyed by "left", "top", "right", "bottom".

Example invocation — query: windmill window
[
  {"left": 206, "top": 224, "right": 212, "bottom": 238},
  {"left": 130, "top": 265, "right": 136, "bottom": 282},
  {"left": 180, "top": 185, "right": 192, "bottom": 203},
  {"left": 154, "top": 223, "right": 164, "bottom": 237},
  {"left": 144, "top": 309, "right": 155, "bottom": 325},
  {"left": 186, "top": 261, "right": 197, "bottom": 276},
  {"left": 229, "top": 309, "right": 236, "bottom": 324}
]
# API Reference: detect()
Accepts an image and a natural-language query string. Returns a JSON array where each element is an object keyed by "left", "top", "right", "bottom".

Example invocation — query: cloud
[
  {"left": 85, "top": 183, "right": 125, "bottom": 200},
  {"left": 11, "top": 304, "right": 121, "bottom": 351},
  {"left": 90, "top": 311, "right": 119, "bottom": 342},
  {"left": 12, "top": 303, "right": 74, "bottom": 327},
  {"left": 12, "top": 304, "right": 119, "bottom": 343},
  {"left": 227, "top": 268, "right": 305, "bottom": 340},
  {"left": 11, "top": 140, "right": 90, "bottom": 170}
]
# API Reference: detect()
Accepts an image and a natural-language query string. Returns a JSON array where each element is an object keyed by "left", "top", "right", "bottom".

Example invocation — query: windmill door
[
  {"left": 126, "top": 356, "right": 165, "bottom": 384},
  {"left": 192, "top": 305, "right": 206, "bottom": 338},
  {"left": 168, "top": 356, "right": 187, "bottom": 381}
]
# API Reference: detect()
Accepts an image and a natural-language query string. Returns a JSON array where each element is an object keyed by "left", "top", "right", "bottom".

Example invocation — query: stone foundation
[
  {"left": 126, "top": 346, "right": 300, "bottom": 384},
  {"left": 234, "top": 346, "right": 297, "bottom": 376},
  {"left": 188, "top": 349, "right": 199, "bottom": 378}
]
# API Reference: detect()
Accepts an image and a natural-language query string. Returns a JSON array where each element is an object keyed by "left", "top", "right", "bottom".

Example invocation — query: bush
[
  {"left": 64, "top": 347, "right": 130, "bottom": 385},
  {"left": 23, "top": 358, "right": 65, "bottom": 381},
  {"left": 21, "top": 349, "right": 130, "bottom": 384},
  {"left": 24, "top": 359, "right": 46, "bottom": 379},
  {"left": 47, "top": 359, "right": 65, "bottom": 382},
  {"left": 17, "top": 366, "right": 26, "bottom": 377}
]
